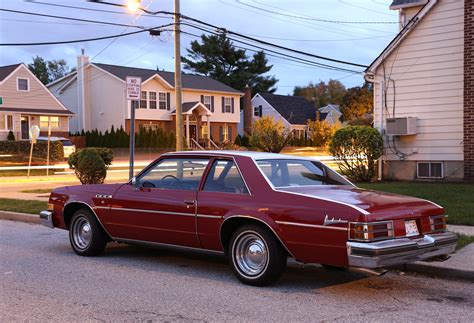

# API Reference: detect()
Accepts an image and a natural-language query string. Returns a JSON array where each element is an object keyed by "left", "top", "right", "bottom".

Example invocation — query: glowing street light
[{"left": 127, "top": 0, "right": 140, "bottom": 12}]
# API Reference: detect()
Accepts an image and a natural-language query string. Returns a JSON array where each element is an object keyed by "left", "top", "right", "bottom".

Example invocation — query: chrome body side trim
[
  {"left": 115, "top": 237, "right": 225, "bottom": 255},
  {"left": 196, "top": 214, "right": 223, "bottom": 219},
  {"left": 63, "top": 201, "right": 113, "bottom": 239},
  {"left": 347, "top": 232, "right": 457, "bottom": 268},
  {"left": 221, "top": 215, "right": 296, "bottom": 258},
  {"left": 110, "top": 207, "right": 194, "bottom": 217},
  {"left": 275, "top": 220, "right": 348, "bottom": 231},
  {"left": 39, "top": 210, "right": 54, "bottom": 229}
]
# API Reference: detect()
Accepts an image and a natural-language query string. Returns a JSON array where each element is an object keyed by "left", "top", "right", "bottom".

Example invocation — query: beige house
[
  {"left": 365, "top": 0, "right": 473, "bottom": 181},
  {"left": 0, "top": 63, "right": 74, "bottom": 141},
  {"left": 48, "top": 54, "right": 242, "bottom": 148}
]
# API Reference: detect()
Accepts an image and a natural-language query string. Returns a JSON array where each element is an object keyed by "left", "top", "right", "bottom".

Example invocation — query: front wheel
[
  {"left": 69, "top": 208, "right": 107, "bottom": 256},
  {"left": 229, "top": 224, "right": 287, "bottom": 286}
]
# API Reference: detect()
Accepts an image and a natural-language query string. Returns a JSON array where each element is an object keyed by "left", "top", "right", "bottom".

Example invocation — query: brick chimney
[
  {"left": 243, "top": 86, "right": 253, "bottom": 135},
  {"left": 464, "top": 0, "right": 474, "bottom": 181}
]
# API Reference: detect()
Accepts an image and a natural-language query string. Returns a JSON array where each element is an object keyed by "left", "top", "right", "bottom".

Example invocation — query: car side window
[
  {"left": 203, "top": 160, "right": 249, "bottom": 194},
  {"left": 138, "top": 158, "right": 209, "bottom": 191}
]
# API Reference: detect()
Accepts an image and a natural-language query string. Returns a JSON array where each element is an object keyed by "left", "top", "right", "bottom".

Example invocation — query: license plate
[{"left": 405, "top": 220, "right": 419, "bottom": 237}]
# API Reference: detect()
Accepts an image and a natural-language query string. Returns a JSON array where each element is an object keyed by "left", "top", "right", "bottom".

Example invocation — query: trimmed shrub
[
  {"left": 250, "top": 116, "right": 292, "bottom": 153},
  {"left": 68, "top": 148, "right": 111, "bottom": 184},
  {"left": 7, "top": 130, "right": 15, "bottom": 141},
  {"left": 0, "top": 140, "right": 64, "bottom": 162},
  {"left": 329, "top": 126, "right": 383, "bottom": 182}
]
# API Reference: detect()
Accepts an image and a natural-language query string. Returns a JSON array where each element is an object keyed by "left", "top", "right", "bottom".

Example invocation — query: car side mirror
[{"left": 131, "top": 176, "right": 139, "bottom": 190}]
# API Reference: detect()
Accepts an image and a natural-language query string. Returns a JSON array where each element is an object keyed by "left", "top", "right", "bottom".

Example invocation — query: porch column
[
  {"left": 186, "top": 114, "right": 190, "bottom": 149},
  {"left": 207, "top": 115, "right": 211, "bottom": 148}
]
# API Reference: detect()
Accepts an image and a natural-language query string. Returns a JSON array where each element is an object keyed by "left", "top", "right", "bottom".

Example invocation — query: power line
[
  {"left": 234, "top": 0, "right": 398, "bottom": 24},
  {"left": 0, "top": 24, "right": 174, "bottom": 46},
  {"left": 0, "top": 8, "right": 147, "bottom": 29}
]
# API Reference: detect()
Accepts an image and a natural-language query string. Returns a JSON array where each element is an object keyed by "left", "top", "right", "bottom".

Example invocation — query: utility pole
[{"left": 174, "top": 0, "right": 183, "bottom": 151}]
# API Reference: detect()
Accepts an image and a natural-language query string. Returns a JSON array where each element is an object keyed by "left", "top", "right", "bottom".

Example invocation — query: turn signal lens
[
  {"left": 430, "top": 215, "right": 447, "bottom": 233},
  {"left": 47, "top": 203, "right": 54, "bottom": 211},
  {"left": 349, "top": 221, "right": 394, "bottom": 242}
]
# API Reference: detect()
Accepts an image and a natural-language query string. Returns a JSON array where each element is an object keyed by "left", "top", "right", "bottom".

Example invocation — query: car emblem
[
  {"left": 323, "top": 215, "right": 348, "bottom": 226},
  {"left": 95, "top": 194, "right": 112, "bottom": 199}
]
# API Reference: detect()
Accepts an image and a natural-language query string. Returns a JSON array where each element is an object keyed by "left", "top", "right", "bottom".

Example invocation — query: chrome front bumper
[
  {"left": 347, "top": 232, "right": 457, "bottom": 268},
  {"left": 39, "top": 210, "right": 54, "bottom": 229}
]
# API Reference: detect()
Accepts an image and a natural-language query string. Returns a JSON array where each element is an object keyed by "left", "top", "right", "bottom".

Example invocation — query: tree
[
  {"left": 307, "top": 120, "right": 340, "bottom": 147},
  {"left": 68, "top": 149, "right": 107, "bottom": 184},
  {"left": 294, "top": 79, "right": 346, "bottom": 108},
  {"left": 250, "top": 116, "right": 292, "bottom": 153},
  {"left": 182, "top": 34, "right": 277, "bottom": 93},
  {"left": 340, "top": 82, "right": 373, "bottom": 121},
  {"left": 329, "top": 126, "right": 383, "bottom": 182},
  {"left": 28, "top": 55, "right": 70, "bottom": 84}
]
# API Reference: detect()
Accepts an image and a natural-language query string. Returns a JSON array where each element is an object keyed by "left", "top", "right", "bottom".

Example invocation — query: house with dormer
[{"left": 48, "top": 54, "right": 242, "bottom": 147}]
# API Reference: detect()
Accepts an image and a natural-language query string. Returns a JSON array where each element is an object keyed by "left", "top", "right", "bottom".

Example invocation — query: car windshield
[
  {"left": 256, "top": 159, "right": 352, "bottom": 188},
  {"left": 60, "top": 140, "right": 73, "bottom": 146}
]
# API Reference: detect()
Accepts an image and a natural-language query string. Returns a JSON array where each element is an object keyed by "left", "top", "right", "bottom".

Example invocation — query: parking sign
[{"left": 126, "top": 76, "right": 142, "bottom": 100}]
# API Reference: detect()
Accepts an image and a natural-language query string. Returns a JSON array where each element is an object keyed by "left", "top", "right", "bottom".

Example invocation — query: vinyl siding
[{"left": 373, "top": 0, "right": 464, "bottom": 161}]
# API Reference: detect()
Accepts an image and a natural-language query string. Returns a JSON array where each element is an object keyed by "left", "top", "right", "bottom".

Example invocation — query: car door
[
  {"left": 108, "top": 157, "right": 210, "bottom": 247},
  {"left": 196, "top": 158, "right": 253, "bottom": 251}
]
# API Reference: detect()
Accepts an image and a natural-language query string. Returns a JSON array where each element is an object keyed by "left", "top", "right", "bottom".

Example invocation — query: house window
[
  {"left": 149, "top": 91, "right": 157, "bottom": 109},
  {"left": 40, "top": 116, "right": 59, "bottom": 129},
  {"left": 417, "top": 162, "right": 444, "bottom": 179},
  {"left": 17, "top": 78, "right": 29, "bottom": 91},
  {"left": 159, "top": 92, "right": 167, "bottom": 110},
  {"left": 220, "top": 124, "right": 229, "bottom": 142},
  {"left": 224, "top": 97, "right": 232, "bottom": 113},
  {"left": 132, "top": 100, "right": 139, "bottom": 109},
  {"left": 140, "top": 91, "right": 147, "bottom": 109},
  {"left": 139, "top": 123, "right": 159, "bottom": 131},
  {"left": 0, "top": 114, "right": 13, "bottom": 130},
  {"left": 203, "top": 95, "right": 212, "bottom": 110},
  {"left": 254, "top": 105, "right": 262, "bottom": 117}
]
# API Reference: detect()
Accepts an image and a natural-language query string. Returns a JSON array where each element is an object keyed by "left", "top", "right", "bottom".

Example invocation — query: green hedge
[
  {"left": 0, "top": 140, "right": 64, "bottom": 162},
  {"left": 71, "top": 125, "right": 176, "bottom": 149}
]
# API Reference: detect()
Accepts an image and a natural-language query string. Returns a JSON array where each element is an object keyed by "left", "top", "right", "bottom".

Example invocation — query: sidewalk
[{"left": 0, "top": 210, "right": 472, "bottom": 282}]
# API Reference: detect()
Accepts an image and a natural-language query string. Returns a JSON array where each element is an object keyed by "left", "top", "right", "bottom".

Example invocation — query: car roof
[
  {"left": 162, "top": 150, "right": 311, "bottom": 160},
  {"left": 37, "top": 136, "right": 70, "bottom": 141}
]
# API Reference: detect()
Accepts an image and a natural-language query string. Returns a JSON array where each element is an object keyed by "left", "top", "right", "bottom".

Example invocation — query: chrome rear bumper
[
  {"left": 39, "top": 210, "right": 54, "bottom": 229},
  {"left": 347, "top": 232, "right": 457, "bottom": 268}
]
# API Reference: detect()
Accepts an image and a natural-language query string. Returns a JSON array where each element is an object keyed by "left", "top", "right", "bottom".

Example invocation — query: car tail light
[
  {"left": 430, "top": 215, "right": 447, "bottom": 233},
  {"left": 349, "top": 221, "right": 394, "bottom": 242}
]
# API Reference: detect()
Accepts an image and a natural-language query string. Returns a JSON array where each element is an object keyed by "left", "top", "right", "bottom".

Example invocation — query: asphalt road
[{"left": 1, "top": 220, "right": 473, "bottom": 322}]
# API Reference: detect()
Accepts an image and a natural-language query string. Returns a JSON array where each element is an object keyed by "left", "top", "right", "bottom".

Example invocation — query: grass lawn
[
  {"left": 20, "top": 189, "right": 53, "bottom": 194},
  {"left": 456, "top": 233, "right": 474, "bottom": 250},
  {"left": 0, "top": 169, "right": 65, "bottom": 177},
  {"left": 0, "top": 198, "right": 47, "bottom": 214},
  {"left": 358, "top": 182, "right": 474, "bottom": 226}
]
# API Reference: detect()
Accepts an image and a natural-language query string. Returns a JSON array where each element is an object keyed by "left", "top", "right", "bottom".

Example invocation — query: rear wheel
[
  {"left": 69, "top": 208, "right": 107, "bottom": 256},
  {"left": 229, "top": 224, "right": 287, "bottom": 286}
]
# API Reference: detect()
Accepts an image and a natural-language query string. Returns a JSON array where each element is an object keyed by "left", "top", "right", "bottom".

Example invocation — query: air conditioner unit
[{"left": 385, "top": 117, "right": 417, "bottom": 135}]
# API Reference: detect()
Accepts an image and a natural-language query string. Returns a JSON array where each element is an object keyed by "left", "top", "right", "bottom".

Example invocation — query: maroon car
[{"left": 40, "top": 151, "right": 457, "bottom": 286}]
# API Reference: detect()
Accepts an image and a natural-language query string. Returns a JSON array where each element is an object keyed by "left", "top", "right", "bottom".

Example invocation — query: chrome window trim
[{"left": 275, "top": 220, "right": 348, "bottom": 231}]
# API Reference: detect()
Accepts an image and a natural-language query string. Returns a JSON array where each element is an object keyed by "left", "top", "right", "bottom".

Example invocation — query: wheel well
[{"left": 220, "top": 217, "right": 290, "bottom": 257}]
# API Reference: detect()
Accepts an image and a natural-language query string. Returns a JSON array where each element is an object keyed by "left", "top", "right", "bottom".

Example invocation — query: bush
[
  {"left": 329, "top": 126, "right": 383, "bottom": 182},
  {"left": 0, "top": 140, "right": 64, "bottom": 162},
  {"left": 307, "top": 120, "right": 340, "bottom": 147},
  {"left": 250, "top": 116, "right": 292, "bottom": 153},
  {"left": 68, "top": 148, "right": 111, "bottom": 184},
  {"left": 7, "top": 131, "right": 15, "bottom": 141}
]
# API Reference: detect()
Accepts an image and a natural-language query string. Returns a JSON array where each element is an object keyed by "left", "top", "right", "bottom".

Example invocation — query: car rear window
[
  {"left": 60, "top": 140, "right": 73, "bottom": 146},
  {"left": 256, "top": 159, "right": 351, "bottom": 188}
]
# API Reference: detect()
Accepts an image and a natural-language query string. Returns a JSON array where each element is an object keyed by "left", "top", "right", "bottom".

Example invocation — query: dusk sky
[{"left": 0, "top": 0, "right": 399, "bottom": 94}]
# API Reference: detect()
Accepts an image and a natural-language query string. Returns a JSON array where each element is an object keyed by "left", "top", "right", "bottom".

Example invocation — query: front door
[
  {"left": 21, "top": 116, "right": 29, "bottom": 139},
  {"left": 107, "top": 157, "right": 210, "bottom": 247}
]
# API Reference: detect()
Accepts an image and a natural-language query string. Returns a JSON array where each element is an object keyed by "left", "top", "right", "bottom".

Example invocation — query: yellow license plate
[{"left": 405, "top": 220, "right": 419, "bottom": 237}]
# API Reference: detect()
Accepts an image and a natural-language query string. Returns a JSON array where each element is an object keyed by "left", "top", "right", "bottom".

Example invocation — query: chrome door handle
[{"left": 184, "top": 200, "right": 196, "bottom": 205}]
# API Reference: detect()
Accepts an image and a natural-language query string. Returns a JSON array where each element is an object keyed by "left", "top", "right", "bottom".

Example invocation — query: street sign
[
  {"left": 29, "top": 125, "right": 40, "bottom": 143},
  {"left": 126, "top": 76, "right": 142, "bottom": 100}
]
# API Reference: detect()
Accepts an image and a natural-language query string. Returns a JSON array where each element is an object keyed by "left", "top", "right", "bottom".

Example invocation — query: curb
[
  {"left": 400, "top": 262, "right": 474, "bottom": 282},
  {"left": 0, "top": 211, "right": 40, "bottom": 224}
]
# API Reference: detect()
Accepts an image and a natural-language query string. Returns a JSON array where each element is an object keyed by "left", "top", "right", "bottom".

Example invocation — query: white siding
[{"left": 373, "top": 0, "right": 464, "bottom": 162}]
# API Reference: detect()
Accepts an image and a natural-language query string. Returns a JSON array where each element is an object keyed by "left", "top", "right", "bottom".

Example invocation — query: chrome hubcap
[
  {"left": 234, "top": 232, "right": 268, "bottom": 277},
  {"left": 73, "top": 217, "right": 92, "bottom": 250}
]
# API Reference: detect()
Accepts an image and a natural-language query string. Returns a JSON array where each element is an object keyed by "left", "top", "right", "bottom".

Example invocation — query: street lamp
[{"left": 127, "top": 0, "right": 140, "bottom": 13}]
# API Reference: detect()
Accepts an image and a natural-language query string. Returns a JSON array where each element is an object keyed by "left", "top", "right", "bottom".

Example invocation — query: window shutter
[
  {"left": 219, "top": 126, "right": 223, "bottom": 142},
  {"left": 231, "top": 97, "right": 235, "bottom": 113},
  {"left": 200, "top": 95, "right": 204, "bottom": 103},
  {"left": 211, "top": 96, "right": 214, "bottom": 112},
  {"left": 166, "top": 93, "right": 171, "bottom": 110},
  {"left": 259, "top": 105, "right": 263, "bottom": 117},
  {"left": 221, "top": 97, "right": 225, "bottom": 113},
  {"left": 228, "top": 125, "right": 233, "bottom": 141}
]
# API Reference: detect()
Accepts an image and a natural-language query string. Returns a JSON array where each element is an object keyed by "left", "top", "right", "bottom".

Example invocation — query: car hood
[
  {"left": 56, "top": 183, "right": 123, "bottom": 195},
  {"left": 277, "top": 185, "right": 443, "bottom": 220}
]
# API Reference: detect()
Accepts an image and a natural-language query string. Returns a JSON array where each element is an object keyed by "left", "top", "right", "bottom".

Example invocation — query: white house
[
  {"left": 365, "top": 0, "right": 472, "bottom": 181},
  {"left": 239, "top": 93, "right": 316, "bottom": 138},
  {"left": 48, "top": 53, "right": 243, "bottom": 147},
  {"left": 318, "top": 104, "right": 343, "bottom": 125}
]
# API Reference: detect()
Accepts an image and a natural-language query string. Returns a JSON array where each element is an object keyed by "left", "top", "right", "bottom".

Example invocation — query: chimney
[
  {"left": 243, "top": 85, "right": 253, "bottom": 136},
  {"left": 76, "top": 51, "right": 90, "bottom": 132}
]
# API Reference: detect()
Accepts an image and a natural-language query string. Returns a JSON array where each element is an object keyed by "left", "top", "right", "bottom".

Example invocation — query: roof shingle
[
  {"left": 0, "top": 64, "right": 21, "bottom": 82},
  {"left": 259, "top": 93, "right": 316, "bottom": 125}
]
